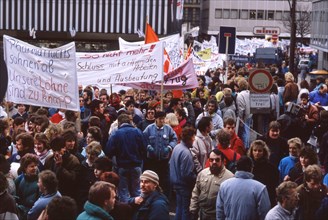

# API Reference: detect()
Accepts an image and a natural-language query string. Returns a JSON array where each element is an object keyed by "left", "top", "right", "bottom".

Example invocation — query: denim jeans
[
  {"left": 175, "top": 188, "right": 192, "bottom": 220},
  {"left": 117, "top": 167, "right": 141, "bottom": 203}
]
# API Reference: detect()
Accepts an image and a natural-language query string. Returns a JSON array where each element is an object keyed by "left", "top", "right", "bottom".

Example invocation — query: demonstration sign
[
  {"left": 119, "top": 34, "right": 182, "bottom": 68},
  {"left": 77, "top": 42, "right": 163, "bottom": 86},
  {"left": 121, "top": 58, "right": 198, "bottom": 90},
  {"left": 3, "top": 35, "right": 79, "bottom": 111}
]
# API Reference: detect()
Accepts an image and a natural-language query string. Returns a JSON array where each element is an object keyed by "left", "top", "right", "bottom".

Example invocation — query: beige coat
[
  {"left": 190, "top": 167, "right": 234, "bottom": 219},
  {"left": 191, "top": 130, "right": 213, "bottom": 173}
]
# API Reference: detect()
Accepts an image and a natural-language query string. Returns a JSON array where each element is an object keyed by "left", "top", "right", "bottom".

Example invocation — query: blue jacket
[
  {"left": 105, "top": 123, "right": 146, "bottom": 168},
  {"left": 216, "top": 171, "right": 271, "bottom": 220},
  {"left": 169, "top": 141, "right": 196, "bottom": 190},
  {"left": 143, "top": 123, "right": 178, "bottom": 161},
  {"left": 309, "top": 90, "right": 328, "bottom": 106},
  {"left": 133, "top": 190, "right": 169, "bottom": 220},
  {"left": 278, "top": 156, "right": 298, "bottom": 182},
  {"left": 77, "top": 201, "right": 114, "bottom": 220},
  {"left": 27, "top": 191, "right": 61, "bottom": 220}
]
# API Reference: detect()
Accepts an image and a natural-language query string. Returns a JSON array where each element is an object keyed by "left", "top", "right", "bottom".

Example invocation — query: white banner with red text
[{"left": 76, "top": 42, "right": 164, "bottom": 86}]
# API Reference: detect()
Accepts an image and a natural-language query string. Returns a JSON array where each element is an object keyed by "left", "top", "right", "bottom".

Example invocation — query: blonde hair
[
  {"left": 287, "top": 137, "right": 302, "bottom": 149},
  {"left": 285, "top": 72, "right": 294, "bottom": 82},
  {"left": 248, "top": 140, "right": 270, "bottom": 160},
  {"left": 85, "top": 141, "right": 102, "bottom": 156},
  {"left": 165, "top": 113, "right": 179, "bottom": 127}
]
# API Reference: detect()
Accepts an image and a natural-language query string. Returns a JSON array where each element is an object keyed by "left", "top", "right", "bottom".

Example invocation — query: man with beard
[
  {"left": 77, "top": 181, "right": 116, "bottom": 220},
  {"left": 190, "top": 149, "right": 234, "bottom": 220},
  {"left": 131, "top": 170, "right": 169, "bottom": 220}
]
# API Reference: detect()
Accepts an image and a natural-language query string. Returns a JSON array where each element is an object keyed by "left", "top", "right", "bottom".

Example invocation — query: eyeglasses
[{"left": 209, "top": 158, "right": 221, "bottom": 162}]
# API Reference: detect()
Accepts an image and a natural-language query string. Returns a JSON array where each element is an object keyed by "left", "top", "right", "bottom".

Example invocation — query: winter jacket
[
  {"left": 216, "top": 171, "right": 271, "bottom": 220},
  {"left": 297, "top": 183, "right": 327, "bottom": 220},
  {"left": 190, "top": 167, "right": 233, "bottom": 219},
  {"left": 105, "top": 123, "right": 146, "bottom": 168},
  {"left": 77, "top": 201, "right": 114, "bottom": 220},
  {"left": 44, "top": 153, "right": 81, "bottom": 200},
  {"left": 27, "top": 191, "right": 61, "bottom": 220},
  {"left": 170, "top": 141, "right": 196, "bottom": 191},
  {"left": 132, "top": 190, "right": 169, "bottom": 220},
  {"left": 15, "top": 174, "right": 39, "bottom": 216},
  {"left": 0, "top": 190, "right": 18, "bottom": 220},
  {"left": 143, "top": 123, "right": 177, "bottom": 161},
  {"left": 259, "top": 135, "right": 288, "bottom": 168},
  {"left": 252, "top": 158, "right": 279, "bottom": 207},
  {"left": 191, "top": 130, "right": 213, "bottom": 173},
  {"left": 278, "top": 156, "right": 298, "bottom": 182},
  {"left": 283, "top": 82, "right": 299, "bottom": 103},
  {"left": 309, "top": 90, "right": 328, "bottom": 106}
]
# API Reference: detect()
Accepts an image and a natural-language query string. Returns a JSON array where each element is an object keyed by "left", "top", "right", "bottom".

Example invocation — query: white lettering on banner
[
  {"left": 3, "top": 35, "right": 79, "bottom": 111},
  {"left": 76, "top": 42, "right": 163, "bottom": 86}
]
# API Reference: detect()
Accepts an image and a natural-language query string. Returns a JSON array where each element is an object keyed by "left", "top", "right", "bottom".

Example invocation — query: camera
[{"left": 285, "top": 102, "right": 305, "bottom": 117}]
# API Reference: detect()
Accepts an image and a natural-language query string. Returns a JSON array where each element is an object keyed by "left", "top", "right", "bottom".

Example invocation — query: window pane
[
  {"left": 223, "top": 9, "right": 230, "bottom": 19},
  {"left": 268, "top": 11, "right": 274, "bottom": 20},
  {"left": 276, "top": 11, "right": 282, "bottom": 20},
  {"left": 215, "top": 9, "right": 222, "bottom": 19},
  {"left": 250, "top": 10, "right": 256, "bottom": 19},
  {"left": 257, "top": 10, "right": 264, "bottom": 20},
  {"left": 231, "top": 9, "right": 238, "bottom": 19},
  {"left": 241, "top": 10, "right": 248, "bottom": 19}
]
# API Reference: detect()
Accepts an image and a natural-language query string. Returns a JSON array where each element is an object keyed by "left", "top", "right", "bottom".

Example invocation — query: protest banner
[
  {"left": 120, "top": 58, "right": 198, "bottom": 90},
  {"left": 76, "top": 41, "right": 164, "bottom": 86},
  {"left": 118, "top": 34, "right": 182, "bottom": 68},
  {"left": 3, "top": 35, "right": 79, "bottom": 111}
]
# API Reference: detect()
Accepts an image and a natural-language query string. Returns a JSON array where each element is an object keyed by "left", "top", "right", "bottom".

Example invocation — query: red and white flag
[{"left": 145, "top": 23, "right": 174, "bottom": 74}]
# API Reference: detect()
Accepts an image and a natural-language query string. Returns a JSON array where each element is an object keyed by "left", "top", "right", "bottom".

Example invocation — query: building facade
[
  {"left": 0, "top": 0, "right": 181, "bottom": 50},
  {"left": 189, "top": 0, "right": 312, "bottom": 38},
  {"left": 311, "top": 0, "right": 328, "bottom": 70}
]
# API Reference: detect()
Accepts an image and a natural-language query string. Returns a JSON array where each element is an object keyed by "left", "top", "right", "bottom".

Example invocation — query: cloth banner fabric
[
  {"left": 118, "top": 34, "right": 182, "bottom": 69},
  {"left": 120, "top": 58, "right": 198, "bottom": 90},
  {"left": 3, "top": 35, "right": 79, "bottom": 111},
  {"left": 76, "top": 41, "right": 164, "bottom": 86}
]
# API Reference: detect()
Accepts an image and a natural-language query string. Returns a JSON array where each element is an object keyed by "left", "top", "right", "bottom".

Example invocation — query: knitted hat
[{"left": 140, "top": 170, "right": 159, "bottom": 185}]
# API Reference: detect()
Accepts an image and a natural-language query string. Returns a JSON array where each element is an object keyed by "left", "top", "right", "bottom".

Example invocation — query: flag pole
[{"left": 160, "top": 41, "right": 164, "bottom": 111}]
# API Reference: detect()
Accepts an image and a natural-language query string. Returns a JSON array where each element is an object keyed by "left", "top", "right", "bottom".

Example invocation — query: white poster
[
  {"left": 118, "top": 34, "right": 182, "bottom": 68},
  {"left": 77, "top": 42, "right": 163, "bottom": 86},
  {"left": 3, "top": 35, "right": 79, "bottom": 111}
]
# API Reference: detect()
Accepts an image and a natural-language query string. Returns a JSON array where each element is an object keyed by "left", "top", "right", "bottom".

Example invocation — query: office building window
[
  {"left": 231, "top": 9, "right": 238, "bottom": 19},
  {"left": 250, "top": 10, "right": 256, "bottom": 19},
  {"left": 241, "top": 10, "right": 248, "bottom": 19},
  {"left": 215, "top": 9, "right": 222, "bottom": 19},
  {"left": 275, "top": 11, "right": 282, "bottom": 20},
  {"left": 283, "top": 11, "right": 290, "bottom": 20},
  {"left": 268, "top": 11, "right": 274, "bottom": 20},
  {"left": 223, "top": 9, "right": 230, "bottom": 19},
  {"left": 257, "top": 10, "right": 264, "bottom": 20}
]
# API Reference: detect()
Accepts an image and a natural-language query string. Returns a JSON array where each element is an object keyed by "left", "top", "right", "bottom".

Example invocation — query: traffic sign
[
  {"left": 218, "top": 26, "right": 236, "bottom": 54},
  {"left": 248, "top": 69, "right": 273, "bottom": 93}
]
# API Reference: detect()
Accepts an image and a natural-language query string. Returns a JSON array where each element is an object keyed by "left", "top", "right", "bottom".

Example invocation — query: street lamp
[{"left": 287, "top": 0, "right": 297, "bottom": 81}]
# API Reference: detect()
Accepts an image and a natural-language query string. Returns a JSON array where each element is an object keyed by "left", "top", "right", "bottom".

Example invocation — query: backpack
[{"left": 222, "top": 152, "right": 237, "bottom": 173}]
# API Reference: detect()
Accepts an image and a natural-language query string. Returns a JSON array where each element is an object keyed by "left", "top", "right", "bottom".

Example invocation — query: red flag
[
  {"left": 185, "top": 45, "right": 192, "bottom": 60},
  {"left": 145, "top": 23, "right": 159, "bottom": 43}
]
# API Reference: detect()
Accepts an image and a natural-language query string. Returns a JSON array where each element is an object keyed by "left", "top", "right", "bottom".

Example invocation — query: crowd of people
[{"left": 0, "top": 62, "right": 328, "bottom": 220}]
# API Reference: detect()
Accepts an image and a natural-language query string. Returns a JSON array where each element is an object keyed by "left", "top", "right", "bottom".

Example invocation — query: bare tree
[{"left": 282, "top": 5, "right": 311, "bottom": 45}]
